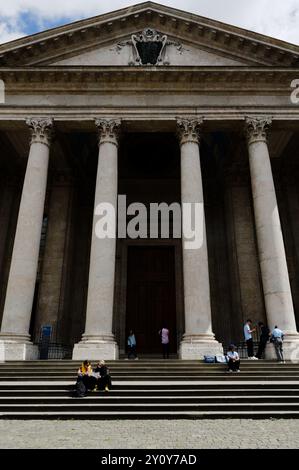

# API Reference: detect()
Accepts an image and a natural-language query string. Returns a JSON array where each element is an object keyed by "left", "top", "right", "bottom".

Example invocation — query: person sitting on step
[
  {"left": 226, "top": 344, "right": 241, "bottom": 373},
  {"left": 95, "top": 360, "right": 112, "bottom": 391},
  {"left": 76, "top": 360, "right": 97, "bottom": 396}
]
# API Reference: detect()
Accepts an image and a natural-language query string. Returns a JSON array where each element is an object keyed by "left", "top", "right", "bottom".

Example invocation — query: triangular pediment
[
  {"left": 50, "top": 34, "right": 245, "bottom": 67},
  {"left": 0, "top": 2, "right": 299, "bottom": 67}
]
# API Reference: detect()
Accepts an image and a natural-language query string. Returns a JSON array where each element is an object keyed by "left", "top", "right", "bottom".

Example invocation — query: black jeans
[
  {"left": 246, "top": 338, "right": 254, "bottom": 357},
  {"left": 274, "top": 339, "right": 284, "bottom": 362},
  {"left": 228, "top": 359, "right": 240, "bottom": 371},
  {"left": 162, "top": 343, "right": 169, "bottom": 359},
  {"left": 128, "top": 345, "right": 137, "bottom": 359},
  {"left": 97, "top": 375, "right": 112, "bottom": 390},
  {"left": 256, "top": 339, "right": 268, "bottom": 359},
  {"left": 81, "top": 375, "right": 96, "bottom": 391}
]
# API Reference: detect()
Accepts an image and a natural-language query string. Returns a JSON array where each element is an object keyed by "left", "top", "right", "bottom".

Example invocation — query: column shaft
[
  {"left": 72, "top": 119, "right": 121, "bottom": 360},
  {"left": 246, "top": 117, "right": 299, "bottom": 359},
  {"left": 177, "top": 118, "right": 222, "bottom": 359},
  {"left": 0, "top": 118, "right": 53, "bottom": 360}
]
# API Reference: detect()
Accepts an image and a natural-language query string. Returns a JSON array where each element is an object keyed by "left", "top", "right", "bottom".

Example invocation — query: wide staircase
[{"left": 0, "top": 360, "right": 299, "bottom": 419}]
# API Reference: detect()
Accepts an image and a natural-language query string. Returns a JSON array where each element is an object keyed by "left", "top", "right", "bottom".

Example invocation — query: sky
[{"left": 0, "top": 0, "right": 299, "bottom": 46}]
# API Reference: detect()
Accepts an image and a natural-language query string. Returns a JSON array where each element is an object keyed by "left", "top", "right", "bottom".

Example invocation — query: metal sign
[{"left": 41, "top": 325, "right": 52, "bottom": 338}]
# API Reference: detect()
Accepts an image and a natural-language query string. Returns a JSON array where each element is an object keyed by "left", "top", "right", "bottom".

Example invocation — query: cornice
[
  {"left": 0, "top": 3, "right": 299, "bottom": 67},
  {"left": 0, "top": 66, "right": 298, "bottom": 93}
]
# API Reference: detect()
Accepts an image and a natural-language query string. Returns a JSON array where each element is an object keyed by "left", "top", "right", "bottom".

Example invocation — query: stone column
[
  {"left": 245, "top": 116, "right": 299, "bottom": 360},
  {"left": 177, "top": 118, "right": 223, "bottom": 359},
  {"left": 73, "top": 118, "right": 121, "bottom": 360},
  {"left": 0, "top": 118, "right": 53, "bottom": 360}
]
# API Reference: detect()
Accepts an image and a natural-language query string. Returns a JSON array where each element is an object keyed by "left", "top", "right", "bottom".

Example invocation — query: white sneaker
[
  {"left": 236, "top": 370, "right": 240, "bottom": 373},
  {"left": 250, "top": 356, "right": 258, "bottom": 360}
]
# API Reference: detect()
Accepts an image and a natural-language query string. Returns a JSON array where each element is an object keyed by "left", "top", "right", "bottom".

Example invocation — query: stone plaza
[{"left": 1, "top": 419, "right": 299, "bottom": 448}]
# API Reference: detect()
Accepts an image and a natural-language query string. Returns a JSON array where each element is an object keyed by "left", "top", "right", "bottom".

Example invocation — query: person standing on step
[
  {"left": 270, "top": 326, "right": 285, "bottom": 363},
  {"left": 159, "top": 325, "right": 170, "bottom": 359},
  {"left": 255, "top": 321, "right": 270, "bottom": 359},
  {"left": 226, "top": 344, "right": 240, "bottom": 372},
  {"left": 244, "top": 319, "right": 258, "bottom": 360},
  {"left": 127, "top": 329, "right": 138, "bottom": 360}
]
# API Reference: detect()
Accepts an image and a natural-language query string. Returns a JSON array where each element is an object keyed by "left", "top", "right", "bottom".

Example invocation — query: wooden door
[{"left": 126, "top": 246, "right": 177, "bottom": 354}]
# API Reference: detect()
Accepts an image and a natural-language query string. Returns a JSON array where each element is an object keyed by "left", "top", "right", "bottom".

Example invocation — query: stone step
[
  {"left": 1, "top": 395, "right": 298, "bottom": 404},
  {"left": 1, "top": 368, "right": 298, "bottom": 374},
  {"left": 3, "top": 356, "right": 282, "bottom": 366},
  {"left": 1, "top": 383, "right": 298, "bottom": 391},
  {"left": 0, "top": 363, "right": 296, "bottom": 368},
  {"left": 1, "top": 388, "right": 298, "bottom": 396},
  {"left": 1, "top": 375, "right": 299, "bottom": 382},
  {"left": 0, "top": 364, "right": 294, "bottom": 370},
  {"left": 1, "top": 380, "right": 298, "bottom": 386},
  {"left": 1, "top": 361, "right": 298, "bottom": 419},
  {"left": 0, "top": 402, "right": 298, "bottom": 413},
  {"left": 2, "top": 410, "right": 299, "bottom": 419}
]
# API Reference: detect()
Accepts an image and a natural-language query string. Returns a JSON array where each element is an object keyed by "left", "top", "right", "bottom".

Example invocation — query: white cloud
[
  {"left": 1, "top": 0, "right": 299, "bottom": 45},
  {"left": 0, "top": 21, "right": 25, "bottom": 43}
]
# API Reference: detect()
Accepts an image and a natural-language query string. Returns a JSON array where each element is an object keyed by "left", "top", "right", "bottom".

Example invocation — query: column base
[
  {"left": 0, "top": 335, "right": 38, "bottom": 361},
  {"left": 179, "top": 334, "right": 223, "bottom": 360},
  {"left": 72, "top": 337, "right": 119, "bottom": 360},
  {"left": 265, "top": 334, "right": 299, "bottom": 361}
]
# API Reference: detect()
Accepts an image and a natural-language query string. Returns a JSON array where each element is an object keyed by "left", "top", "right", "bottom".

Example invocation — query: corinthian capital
[
  {"left": 26, "top": 117, "right": 54, "bottom": 147},
  {"left": 176, "top": 117, "right": 203, "bottom": 145},
  {"left": 245, "top": 116, "right": 272, "bottom": 145},
  {"left": 95, "top": 118, "right": 121, "bottom": 146}
]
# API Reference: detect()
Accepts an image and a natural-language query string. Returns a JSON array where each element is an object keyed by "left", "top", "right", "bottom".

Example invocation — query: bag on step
[
  {"left": 215, "top": 354, "right": 227, "bottom": 364},
  {"left": 75, "top": 379, "right": 87, "bottom": 397},
  {"left": 204, "top": 355, "right": 216, "bottom": 363}
]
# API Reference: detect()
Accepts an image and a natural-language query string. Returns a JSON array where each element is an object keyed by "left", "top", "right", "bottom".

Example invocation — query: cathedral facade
[{"left": 0, "top": 2, "right": 299, "bottom": 360}]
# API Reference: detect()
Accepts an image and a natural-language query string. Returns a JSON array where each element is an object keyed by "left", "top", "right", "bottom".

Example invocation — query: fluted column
[
  {"left": 73, "top": 118, "right": 121, "bottom": 360},
  {"left": 0, "top": 118, "right": 53, "bottom": 360},
  {"left": 177, "top": 118, "right": 222, "bottom": 359},
  {"left": 245, "top": 116, "right": 299, "bottom": 359}
]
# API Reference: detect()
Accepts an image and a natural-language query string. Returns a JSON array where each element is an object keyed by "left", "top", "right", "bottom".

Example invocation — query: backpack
[
  {"left": 204, "top": 355, "right": 216, "bottom": 363},
  {"left": 215, "top": 354, "right": 227, "bottom": 364},
  {"left": 75, "top": 379, "right": 87, "bottom": 397}
]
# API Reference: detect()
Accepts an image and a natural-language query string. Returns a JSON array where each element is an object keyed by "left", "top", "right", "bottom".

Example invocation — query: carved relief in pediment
[{"left": 112, "top": 27, "right": 188, "bottom": 66}]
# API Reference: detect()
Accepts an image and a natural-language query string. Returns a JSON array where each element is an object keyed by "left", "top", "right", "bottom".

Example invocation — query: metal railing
[
  {"left": 37, "top": 341, "right": 72, "bottom": 359},
  {"left": 223, "top": 341, "right": 262, "bottom": 359}
]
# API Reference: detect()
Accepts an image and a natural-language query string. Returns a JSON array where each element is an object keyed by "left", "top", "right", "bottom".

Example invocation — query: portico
[{"left": 0, "top": 2, "right": 299, "bottom": 360}]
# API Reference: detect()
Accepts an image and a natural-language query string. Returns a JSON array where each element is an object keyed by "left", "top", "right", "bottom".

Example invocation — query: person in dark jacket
[
  {"left": 95, "top": 360, "right": 112, "bottom": 391},
  {"left": 255, "top": 321, "right": 270, "bottom": 359}
]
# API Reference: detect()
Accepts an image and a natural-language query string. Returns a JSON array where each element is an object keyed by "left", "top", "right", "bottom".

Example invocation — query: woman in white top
[{"left": 226, "top": 344, "right": 240, "bottom": 372}]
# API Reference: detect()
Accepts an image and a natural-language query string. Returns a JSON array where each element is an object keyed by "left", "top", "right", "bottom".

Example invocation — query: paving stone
[{"left": 0, "top": 419, "right": 299, "bottom": 449}]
